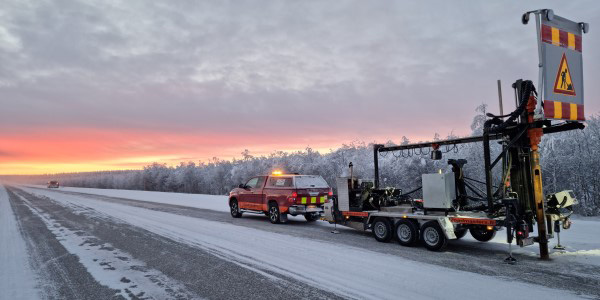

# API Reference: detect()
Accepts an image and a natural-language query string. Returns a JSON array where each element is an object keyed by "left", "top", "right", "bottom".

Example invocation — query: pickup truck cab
[{"left": 229, "top": 172, "right": 332, "bottom": 224}]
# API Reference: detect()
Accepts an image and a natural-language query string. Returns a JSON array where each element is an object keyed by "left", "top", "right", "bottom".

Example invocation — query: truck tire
[
  {"left": 372, "top": 217, "right": 393, "bottom": 243},
  {"left": 230, "top": 199, "right": 242, "bottom": 218},
  {"left": 268, "top": 202, "right": 281, "bottom": 224},
  {"left": 469, "top": 226, "right": 496, "bottom": 242},
  {"left": 454, "top": 229, "right": 468, "bottom": 240},
  {"left": 304, "top": 213, "right": 319, "bottom": 222},
  {"left": 421, "top": 221, "right": 448, "bottom": 251},
  {"left": 396, "top": 220, "right": 418, "bottom": 246}
]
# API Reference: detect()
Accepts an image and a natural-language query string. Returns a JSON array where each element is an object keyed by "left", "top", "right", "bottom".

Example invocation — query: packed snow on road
[{"left": 1, "top": 184, "right": 599, "bottom": 299}]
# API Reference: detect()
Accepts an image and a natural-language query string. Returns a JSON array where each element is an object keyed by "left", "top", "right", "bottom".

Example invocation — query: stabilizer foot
[
  {"left": 331, "top": 222, "right": 340, "bottom": 234},
  {"left": 504, "top": 256, "right": 517, "bottom": 264}
]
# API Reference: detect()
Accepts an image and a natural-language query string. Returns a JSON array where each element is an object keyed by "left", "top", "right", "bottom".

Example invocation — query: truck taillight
[
  {"left": 288, "top": 192, "right": 297, "bottom": 203},
  {"left": 516, "top": 223, "right": 529, "bottom": 238},
  {"left": 325, "top": 189, "right": 333, "bottom": 203}
]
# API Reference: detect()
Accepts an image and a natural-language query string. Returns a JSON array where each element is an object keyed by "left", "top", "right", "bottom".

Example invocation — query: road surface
[{"left": 2, "top": 184, "right": 599, "bottom": 300}]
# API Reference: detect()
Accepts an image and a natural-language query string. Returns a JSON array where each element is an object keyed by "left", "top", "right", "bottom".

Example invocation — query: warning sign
[
  {"left": 553, "top": 53, "right": 575, "bottom": 96},
  {"left": 538, "top": 13, "right": 586, "bottom": 121}
]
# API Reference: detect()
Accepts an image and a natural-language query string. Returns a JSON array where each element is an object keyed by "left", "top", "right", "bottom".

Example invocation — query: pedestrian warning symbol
[{"left": 553, "top": 53, "right": 576, "bottom": 96}]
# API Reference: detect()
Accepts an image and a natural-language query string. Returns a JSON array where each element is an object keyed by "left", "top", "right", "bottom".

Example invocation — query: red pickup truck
[{"left": 229, "top": 172, "right": 332, "bottom": 224}]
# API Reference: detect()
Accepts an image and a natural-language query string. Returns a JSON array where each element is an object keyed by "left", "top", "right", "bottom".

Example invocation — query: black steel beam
[
  {"left": 377, "top": 121, "right": 583, "bottom": 154},
  {"left": 543, "top": 121, "right": 585, "bottom": 134},
  {"left": 377, "top": 134, "right": 503, "bottom": 152}
]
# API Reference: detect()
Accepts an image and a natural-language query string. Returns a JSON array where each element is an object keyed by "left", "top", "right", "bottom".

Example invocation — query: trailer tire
[
  {"left": 421, "top": 221, "right": 448, "bottom": 251},
  {"left": 372, "top": 217, "right": 393, "bottom": 243},
  {"left": 268, "top": 202, "right": 281, "bottom": 224},
  {"left": 396, "top": 220, "right": 419, "bottom": 246},
  {"left": 469, "top": 226, "right": 496, "bottom": 242},
  {"left": 230, "top": 199, "right": 242, "bottom": 218},
  {"left": 454, "top": 229, "right": 468, "bottom": 240}
]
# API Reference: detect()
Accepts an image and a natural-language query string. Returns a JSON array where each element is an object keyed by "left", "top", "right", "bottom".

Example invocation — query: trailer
[
  {"left": 323, "top": 173, "right": 576, "bottom": 256},
  {"left": 323, "top": 9, "right": 588, "bottom": 261}
]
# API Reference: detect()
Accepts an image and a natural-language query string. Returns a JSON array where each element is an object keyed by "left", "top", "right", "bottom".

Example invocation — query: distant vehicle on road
[
  {"left": 229, "top": 171, "right": 332, "bottom": 223},
  {"left": 47, "top": 181, "right": 60, "bottom": 188}
]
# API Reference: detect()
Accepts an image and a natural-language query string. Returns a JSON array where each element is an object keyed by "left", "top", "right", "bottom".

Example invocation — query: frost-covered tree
[{"left": 7, "top": 110, "right": 599, "bottom": 215}]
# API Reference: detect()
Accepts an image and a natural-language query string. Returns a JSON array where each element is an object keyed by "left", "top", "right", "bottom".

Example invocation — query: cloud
[
  {"left": 0, "top": 0, "right": 599, "bottom": 173},
  {"left": 0, "top": 150, "right": 14, "bottom": 157}
]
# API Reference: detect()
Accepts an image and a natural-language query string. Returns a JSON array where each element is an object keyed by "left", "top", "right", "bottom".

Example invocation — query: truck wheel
[
  {"left": 230, "top": 199, "right": 242, "bottom": 218},
  {"left": 454, "top": 229, "right": 468, "bottom": 240},
  {"left": 421, "top": 221, "right": 448, "bottom": 251},
  {"left": 469, "top": 226, "right": 496, "bottom": 242},
  {"left": 372, "top": 217, "right": 393, "bottom": 243},
  {"left": 268, "top": 203, "right": 281, "bottom": 224},
  {"left": 304, "top": 213, "right": 319, "bottom": 222},
  {"left": 396, "top": 220, "right": 418, "bottom": 246}
]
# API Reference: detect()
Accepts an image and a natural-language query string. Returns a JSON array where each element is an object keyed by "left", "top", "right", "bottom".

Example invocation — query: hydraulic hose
[{"left": 482, "top": 80, "right": 536, "bottom": 212}]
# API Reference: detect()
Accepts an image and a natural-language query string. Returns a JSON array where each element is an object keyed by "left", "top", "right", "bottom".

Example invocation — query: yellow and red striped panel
[
  {"left": 449, "top": 218, "right": 496, "bottom": 226},
  {"left": 300, "top": 196, "right": 327, "bottom": 204},
  {"left": 544, "top": 100, "right": 585, "bottom": 121},
  {"left": 541, "top": 25, "right": 582, "bottom": 52},
  {"left": 342, "top": 211, "right": 369, "bottom": 217}
]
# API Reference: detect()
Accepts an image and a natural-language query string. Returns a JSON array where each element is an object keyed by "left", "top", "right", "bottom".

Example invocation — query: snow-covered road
[
  {"left": 3, "top": 184, "right": 600, "bottom": 299},
  {"left": 0, "top": 185, "right": 39, "bottom": 299}
]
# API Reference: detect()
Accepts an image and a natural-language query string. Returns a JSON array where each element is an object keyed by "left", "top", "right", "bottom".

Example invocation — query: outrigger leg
[
  {"left": 553, "top": 221, "right": 565, "bottom": 251},
  {"left": 505, "top": 241, "right": 517, "bottom": 264}
]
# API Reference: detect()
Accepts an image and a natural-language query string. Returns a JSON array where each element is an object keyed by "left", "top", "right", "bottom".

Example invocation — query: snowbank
[{"left": 0, "top": 185, "right": 40, "bottom": 299}]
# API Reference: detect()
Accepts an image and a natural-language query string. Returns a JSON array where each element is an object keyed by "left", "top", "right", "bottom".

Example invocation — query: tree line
[{"left": 5, "top": 106, "right": 599, "bottom": 215}]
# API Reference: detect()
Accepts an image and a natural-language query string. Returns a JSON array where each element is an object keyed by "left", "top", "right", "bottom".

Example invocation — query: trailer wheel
[
  {"left": 371, "top": 217, "right": 393, "bottom": 242},
  {"left": 396, "top": 220, "right": 418, "bottom": 246},
  {"left": 454, "top": 229, "right": 468, "bottom": 240},
  {"left": 230, "top": 199, "right": 242, "bottom": 218},
  {"left": 421, "top": 221, "right": 448, "bottom": 251},
  {"left": 469, "top": 226, "right": 496, "bottom": 242},
  {"left": 268, "top": 202, "right": 281, "bottom": 224}
]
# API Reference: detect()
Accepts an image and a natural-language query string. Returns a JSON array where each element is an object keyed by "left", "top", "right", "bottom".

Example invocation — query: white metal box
[
  {"left": 422, "top": 173, "right": 456, "bottom": 209},
  {"left": 336, "top": 177, "right": 350, "bottom": 211}
]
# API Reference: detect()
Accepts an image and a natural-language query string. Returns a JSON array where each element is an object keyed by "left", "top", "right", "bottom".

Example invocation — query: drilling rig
[{"left": 323, "top": 9, "right": 589, "bottom": 261}]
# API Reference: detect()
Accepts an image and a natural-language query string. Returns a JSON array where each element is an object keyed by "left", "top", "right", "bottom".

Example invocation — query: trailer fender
[{"left": 437, "top": 217, "right": 457, "bottom": 240}]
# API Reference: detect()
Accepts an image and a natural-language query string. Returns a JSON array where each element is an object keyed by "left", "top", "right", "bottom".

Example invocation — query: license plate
[{"left": 308, "top": 205, "right": 317, "bottom": 209}]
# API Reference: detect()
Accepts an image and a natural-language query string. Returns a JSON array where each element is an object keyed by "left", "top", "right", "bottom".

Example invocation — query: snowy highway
[{"left": 2, "top": 184, "right": 600, "bottom": 300}]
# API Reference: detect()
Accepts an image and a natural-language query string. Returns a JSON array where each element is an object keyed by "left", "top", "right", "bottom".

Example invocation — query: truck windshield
[{"left": 294, "top": 175, "right": 329, "bottom": 188}]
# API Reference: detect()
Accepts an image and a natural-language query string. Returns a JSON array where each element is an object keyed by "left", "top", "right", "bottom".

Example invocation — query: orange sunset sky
[{"left": 1, "top": 1, "right": 599, "bottom": 175}]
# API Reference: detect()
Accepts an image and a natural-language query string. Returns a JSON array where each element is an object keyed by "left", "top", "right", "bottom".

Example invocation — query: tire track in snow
[
  {"left": 13, "top": 190, "right": 197, "bottom": 300},
  {"left": 11, "top": 186, "right": 344, "bottom": 300},
  {"left": 20, "top": 186, "right": 592, "bottom": 300},
  {"left": 31, "top": 185, "right": 600, "bottom": 297},
  {"left": 5, "top": 187, "right": 121, "bottom": 300}
]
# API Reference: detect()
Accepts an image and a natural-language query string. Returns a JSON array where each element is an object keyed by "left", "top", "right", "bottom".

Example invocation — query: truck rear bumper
[{"left": 289, "top": 205, "right": 323, "bottom": 215}]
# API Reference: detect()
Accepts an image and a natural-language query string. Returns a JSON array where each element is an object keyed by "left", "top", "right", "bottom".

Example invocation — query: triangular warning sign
[{"left": 553, "top": 53, "right": 576, "bottom": 96}]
